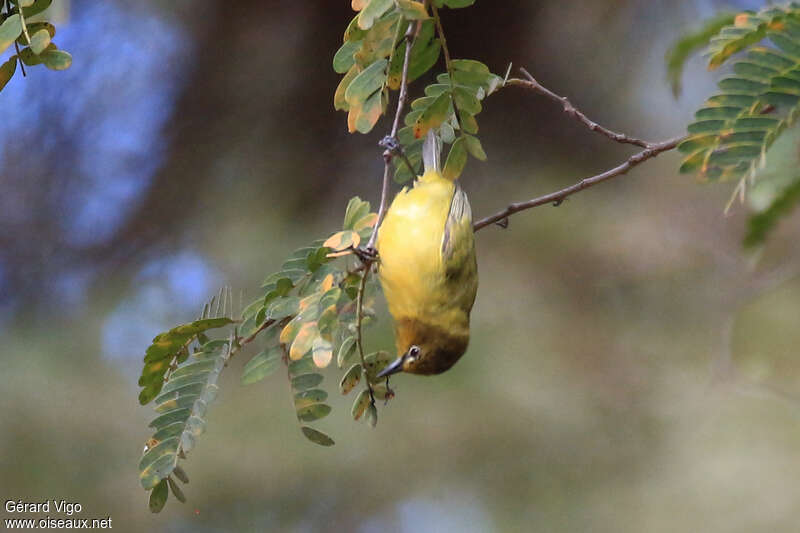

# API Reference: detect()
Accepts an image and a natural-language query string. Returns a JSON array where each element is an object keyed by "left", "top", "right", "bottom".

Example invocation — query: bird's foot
[
  {"left": 354, "top": 246, "right": 378, "bottom": 264},
  {"left": 379, "top": 135, "right": 400, "bottom": 154}
]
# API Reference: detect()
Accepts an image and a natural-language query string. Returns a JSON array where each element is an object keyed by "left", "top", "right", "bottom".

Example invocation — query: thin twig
[
  {"left": 355, "top": 268, "right": 375, "bottom": 405},
  {"left": 505, "top": 68, "right": 652, "bottom": 148},
  {"left": 239, "top": 318, "right": 275, "bottom": 348},
  {"left": 472, "top": 136, "right": 684, "bottom": 231},
  {"left": 430, "top": 3, "right": 463, "bottom": 138},
  {"left": 506, "top": 68, "right": 653, "bottom": 148}
]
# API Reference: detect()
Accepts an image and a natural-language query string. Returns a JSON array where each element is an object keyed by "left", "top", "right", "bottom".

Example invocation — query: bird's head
[{"left": 377, "top": 317, "right": 469, "bottom": 377}]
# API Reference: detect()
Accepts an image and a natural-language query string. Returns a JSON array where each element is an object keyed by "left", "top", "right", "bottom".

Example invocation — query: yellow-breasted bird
[{"left": 375, "top": 131, "right": 478, "bottom": 377}]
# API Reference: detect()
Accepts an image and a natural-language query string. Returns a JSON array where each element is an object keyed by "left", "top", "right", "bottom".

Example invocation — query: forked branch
[{"left": 473, "top": 68, "right": 685, "bottom": 231}]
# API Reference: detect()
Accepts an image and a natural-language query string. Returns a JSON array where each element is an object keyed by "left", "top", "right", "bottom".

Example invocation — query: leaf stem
[
  {"left": 506, "top": 68, "right": 652, "bottom": 148},
  {"left": 355, "top": 268, "right": 376, "bottom": 405},
  {"left": 430, "top": 2, "right": 463, "bottom": 137}
]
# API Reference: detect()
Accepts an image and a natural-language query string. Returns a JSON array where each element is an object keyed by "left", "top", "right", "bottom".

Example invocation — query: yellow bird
[{"left": 376, "top": 131, "right": 478, "bottom": 377}]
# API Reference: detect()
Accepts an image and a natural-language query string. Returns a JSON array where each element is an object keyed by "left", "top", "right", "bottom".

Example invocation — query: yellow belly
[{"left": 376, "top": 172, "right": 472, "bottom": 336}]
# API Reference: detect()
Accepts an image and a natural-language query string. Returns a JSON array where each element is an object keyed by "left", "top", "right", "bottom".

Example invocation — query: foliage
[
  {"left": 137, "top": 198, "right": 391, "bottom": 512},
  {"left": 671, "top": 2, "right": 800, "bottom": 244},
  {"left": 0, "top": 0, "right": 71, "bottom": 92},
  {"left": 333, "top": 0, "right": 501, "bottom": 182}
]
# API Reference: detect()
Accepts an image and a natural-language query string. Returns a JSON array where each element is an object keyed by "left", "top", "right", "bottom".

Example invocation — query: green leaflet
[
  {"left": 138, "top": 317, "right": 233, "bottom": 405},
  {"left": 139, "top": 341, "right": 228, "bottom": 499},
  {"left": 680, "top": 7, "right": 800, "bottom": 182}
]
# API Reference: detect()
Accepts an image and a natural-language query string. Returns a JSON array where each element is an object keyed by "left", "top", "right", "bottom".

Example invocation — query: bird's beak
[{"left": 376, "top": 355, "right": 405, "bottom": 378}]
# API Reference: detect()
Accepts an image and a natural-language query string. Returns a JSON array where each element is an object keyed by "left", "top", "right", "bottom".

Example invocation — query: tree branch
[
  {"left": 472, "top": 136, "right": 684, "bottom": 231},
  {"left": 470, "top": 67, "right": 687, "bottom": 231},
  {"left": 506, "top": 68, "right": 653, "bottom": 148}
]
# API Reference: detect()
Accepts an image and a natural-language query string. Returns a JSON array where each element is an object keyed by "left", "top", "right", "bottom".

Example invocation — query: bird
[{"left": 375, "top": 130, "right": 478, "bottom": 377}]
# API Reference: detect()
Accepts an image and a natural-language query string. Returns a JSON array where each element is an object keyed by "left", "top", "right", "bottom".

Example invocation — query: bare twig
[
  {"left": 506, "top": 68, "right": 652, "bottom": 148},
  {"left": 472, "top": 136, "right": 684, "bottom": 231}
]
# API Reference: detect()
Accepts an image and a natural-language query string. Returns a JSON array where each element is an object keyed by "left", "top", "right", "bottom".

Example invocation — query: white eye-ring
[{"left": 408, "top": 345, "right": 420, "bottom": 360}]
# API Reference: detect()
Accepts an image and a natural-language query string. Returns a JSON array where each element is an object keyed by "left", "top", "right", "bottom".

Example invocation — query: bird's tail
[{"left": 422, "top": 129, "right": 442, "bottom": 176}]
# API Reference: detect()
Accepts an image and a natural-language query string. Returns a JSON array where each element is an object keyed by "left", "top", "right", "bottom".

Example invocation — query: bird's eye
[{"left": 408, "top": 345, "right": 420, "bottom": 360}]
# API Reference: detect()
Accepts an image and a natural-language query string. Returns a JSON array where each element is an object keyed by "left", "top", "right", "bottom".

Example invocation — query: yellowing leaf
[
  {"left": 317, "top": 304, "right": 338, "bottom": 335},
  {"left": 280, "top": 315, "right": 304, "bottom": 345},
  {"left": 294, "top": 389, "right": 328, "bottom": 409},
  {"left": 324, "top": 230, "right": 360, "bottom": 251},
  {"left": 413, "top": 91, "right": 451, "bottom": 139},
  {"left": 353, "top": 212, "right": 378, "bottom": 233},
  {"left": 290, "top": 322, "right": 319, "bottom": 360},
  {"left": 40, "top": 49, "right": 72, "bottom": 71},
  {"left": 339, "top": 364, "right": 362, "bottom": 395},
  {"left": 358, "top": 0, "right": 393, "bottom": 30},
  {"left": 321, "top": 273, "right": 335, "bottom": 292},
  {"left": 345, "top": 59, "right": 388, "bottom": 106},
  {"left": 298, "top": 292, "right": 322, "bottom": 314},
  {"left": 326, "top": 250, "right": 353, "bottom": 258},
  {"left": 355, "top": 89, "right": 384, "bottom": 134},
  {"left": 397, "top": 0, "right": 429, "bottom": 20},
  {"left": 348, "top": 103, "right": 361, "bottom": 133},
  {"left": 352, "top": 389, "right": 371, "bottom": 420},
  {"left": 343, "top": 196, "right": 371, "bottom": 229},
  {"left": 312, "top": 337, "right": 333, "bottom": 368},
  {"left": 0, "top": 15, "right": 22, "bottom": 56},
  {"left": 335, "top": 65, "right": 359, "bottom": 111},
  {"left": 29, "top": 28, "right": 50, "bottom": 55}
]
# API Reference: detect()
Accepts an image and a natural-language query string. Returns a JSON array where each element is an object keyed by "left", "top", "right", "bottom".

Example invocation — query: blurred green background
[{"left": 2, "top": 1, "right": 800, "bottom": 531}]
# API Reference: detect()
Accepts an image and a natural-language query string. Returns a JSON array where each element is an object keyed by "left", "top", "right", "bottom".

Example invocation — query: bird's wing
[
  {"left": 442, "top": 184, "right": 473, "bottom": 261},
  {"left": 441, "top": 184, "right": 478, "bottom": 310}
]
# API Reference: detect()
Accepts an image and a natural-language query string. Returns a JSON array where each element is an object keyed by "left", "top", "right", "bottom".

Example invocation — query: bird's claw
[
  {"left": 379, "top": 135, "right": 400, "bottom": 154},
  {"left": 383, "top": 377, "right": 395, "bottom": 405},
  {"left": 354, "top": 246, "right": 378, "bottom": 263}
]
